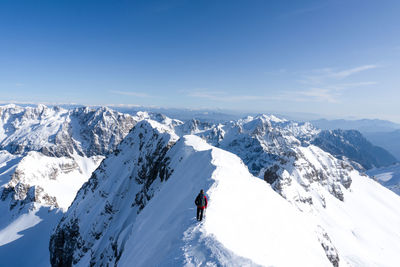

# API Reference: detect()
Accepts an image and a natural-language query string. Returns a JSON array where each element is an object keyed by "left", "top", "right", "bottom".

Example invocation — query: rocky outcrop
[
  {"left": 317, "top": 226, "right": 340, "bottom": 267},
  {"left": 1, "top": 182, "right": 58, "bottom": 210}
]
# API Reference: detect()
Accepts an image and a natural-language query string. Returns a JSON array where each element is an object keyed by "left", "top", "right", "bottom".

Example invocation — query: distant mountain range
[
  {"left": 311, "top": 118, "right": 400, "bottom": 133},
  {"left": 311, "top": 118, "right": 400, "bottom": 160},
  {"left": 367, "top": 163, "right": 400, "bottom": 195},
  {"left": 311, "top": 129, "right": 397, "bottom": 170}
]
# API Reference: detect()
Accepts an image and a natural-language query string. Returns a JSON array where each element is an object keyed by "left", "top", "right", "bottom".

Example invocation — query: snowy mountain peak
[
  {"left": 240, "top": 114, "right": 287, "bottom": 124},
  {"left": 0, "top": 105, "right": 142, "bottom": 214},
  {"left": 0, "top": 104, "right": 138, "bottom": 157}
]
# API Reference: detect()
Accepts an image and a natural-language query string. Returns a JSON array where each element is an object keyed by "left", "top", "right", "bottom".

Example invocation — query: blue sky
[{"left": 1, "top": 0, "right": 399, "bottom": 121}]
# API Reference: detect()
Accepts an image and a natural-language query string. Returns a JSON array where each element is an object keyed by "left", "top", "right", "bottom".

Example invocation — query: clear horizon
[{"left": 1, "top": 0, "right": 399, "bottom": 122}]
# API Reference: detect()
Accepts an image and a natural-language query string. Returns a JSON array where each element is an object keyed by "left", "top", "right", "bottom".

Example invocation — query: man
[{"left": 194, "top": 189, "right": 208, "bottom": 221}]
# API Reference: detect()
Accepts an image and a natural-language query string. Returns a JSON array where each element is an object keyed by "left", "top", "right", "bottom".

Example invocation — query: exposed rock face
[
  {"left": 68, "top": 107, "right": 137, "bottom": 157},
  {"left": 49, "top": 120, "right": 178, "bottom": 267},
  {"left": 1, "top": 182, "right": 58, "bottom": 210},
  {"left": 317, "top": 226, "right": 340, "bottom": 267}
]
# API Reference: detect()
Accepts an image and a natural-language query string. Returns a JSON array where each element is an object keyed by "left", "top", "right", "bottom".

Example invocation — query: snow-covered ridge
[{"left": 49, "top": 123, "right": 332, "bottom": 266}]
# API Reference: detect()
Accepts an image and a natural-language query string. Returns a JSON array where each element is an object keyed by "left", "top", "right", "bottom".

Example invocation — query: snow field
[{"left": 10, "top": 151, "right": 103, "bottom": 210}]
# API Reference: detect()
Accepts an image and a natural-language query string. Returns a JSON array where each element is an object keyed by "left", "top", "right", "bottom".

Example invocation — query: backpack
[{"left": 195, "top": 194, "right": 206, "bottom": 207}]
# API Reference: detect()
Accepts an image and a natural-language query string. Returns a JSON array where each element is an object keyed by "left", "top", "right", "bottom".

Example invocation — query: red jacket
[{"left": 195, "top": 194, "right": 208, "bottom": 209}]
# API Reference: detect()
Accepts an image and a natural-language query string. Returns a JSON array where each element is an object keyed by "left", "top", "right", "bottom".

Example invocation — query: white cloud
[
  {"left": 291, "top": 64, "right": 379, "bottom": 103},
  {"left": 285, "top": 81, "right": 377, "bottom": 103},
  {"left": 110, "top": 90, "right": 150, "bottom": 98},
  {"left": 187, "top": 90, "right": 281, "bottom": 102},
  {"left": 300, "top": 64, "right": 378, "bottom": 85},
  {"left": 294, "top": 88, "right": 338, "bottom": 103},
  {"left": 264, "top": 69, "right": 287, "bottom": 76},
  {"left": 330, "top": 65, "right": 378, "bottom": 79}
]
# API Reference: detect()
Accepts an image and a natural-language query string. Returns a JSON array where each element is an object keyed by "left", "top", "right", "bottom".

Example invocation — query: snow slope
[
  {"left": 289, "top": 146, "right": 400, "bottom": 266},
  {"left": 0, "top": 205, "right": 62, "bottom": 267},
  {"left": 0, "top": 152, "right": 104, "bottom": 267},
  {"left": 0, "top": 150, "right": 22, "bottom": 186},
  {"left": 118, "top": 135, "right": 330, "bottom": 267}
]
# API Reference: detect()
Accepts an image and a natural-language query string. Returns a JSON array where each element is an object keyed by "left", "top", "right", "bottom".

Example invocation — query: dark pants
[{"left": 197, "top": 207, "right": 205, "bottom": 221}]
